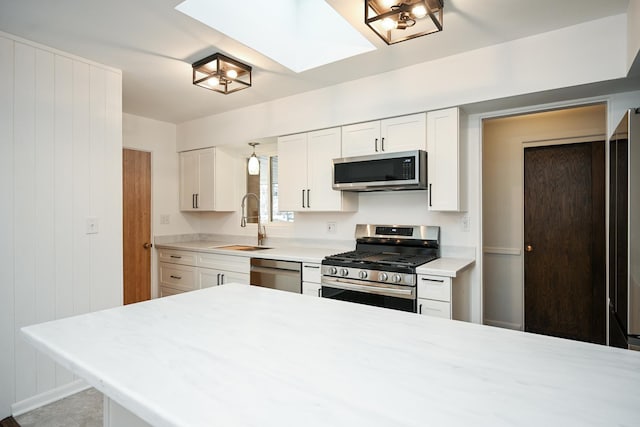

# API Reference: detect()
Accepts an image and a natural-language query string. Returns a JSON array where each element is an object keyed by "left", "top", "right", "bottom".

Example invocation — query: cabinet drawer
[
  {"left": 158, "top": 248, "right": 197, "bottom": 266},
  {"left": 418, "top": 299, "right": 451, "bottom": 319},
  {"left": 198, "top": 252, "right": 249, "bottom": 273},
  {"left": 302, "top": 263, "right": 321, "bottom": 283},
  {"left": 160, "top": 286, "right": 185, "bottom": 298},
  {"left": 417, "top": 275, "right": 452, "bottom": 302},
  {"left": 159, "top": 263, "right": 197, "bottom": 292}
]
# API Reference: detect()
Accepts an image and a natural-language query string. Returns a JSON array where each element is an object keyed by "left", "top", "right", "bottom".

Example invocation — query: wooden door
[
  {"left": 524, "top": 142, "right": 605, "bottom": 344},
  {"left": 123, "top": 149, "right": 151, "bottom": 305}
]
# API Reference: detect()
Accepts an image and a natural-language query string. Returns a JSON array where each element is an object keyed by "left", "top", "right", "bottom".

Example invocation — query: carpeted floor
[{"left": 12, "top": 388, "right": 102, "bottom": 427}]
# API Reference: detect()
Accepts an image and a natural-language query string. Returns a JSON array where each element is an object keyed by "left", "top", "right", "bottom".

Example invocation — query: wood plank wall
[{"left": 0, "top": 33, "right": 123, "bottom": 418}]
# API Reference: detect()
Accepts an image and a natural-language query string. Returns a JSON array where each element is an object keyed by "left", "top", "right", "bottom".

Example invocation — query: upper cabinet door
[
  {"left": 196, "top": 148, "right": 216, "bottom": 210},
  {"left": 427, "top": 107, "right": 465, "bottom": 211},
  {"left": 341, "top": 120, "right": 380, "bottom": 157},
  {"left": 277, "top": 132, "right": 308, "bottom": 211},
  {"left": 179, "top": 147, "right": 236, "bottom": 212},
  {"left": 380, "top": 113, "right": 426, "bottom": 153},
  {"left": 179, "top": 150, "right": 200, "bottom": 211},
  {"left": 307, "top": 127, "right": 343, "bottom": 211}
]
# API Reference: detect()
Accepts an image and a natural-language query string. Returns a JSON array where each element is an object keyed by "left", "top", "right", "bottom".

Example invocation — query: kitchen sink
[{"left": 214, "top": 245, "right": 272, "bottom": 251}]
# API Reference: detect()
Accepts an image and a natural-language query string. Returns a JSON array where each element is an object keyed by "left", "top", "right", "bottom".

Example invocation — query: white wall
[
  {"left": 177, "top": 14, "right": 628, "bottom": 151},
  {"left": 122, "top": 113, "right": 199, "bottom": 297},
  {"left": 628, "top": 0, "right": 640, "bottom": 74},
  {"left": 0, "top": 32, "right": 122, "bottom": 419}
]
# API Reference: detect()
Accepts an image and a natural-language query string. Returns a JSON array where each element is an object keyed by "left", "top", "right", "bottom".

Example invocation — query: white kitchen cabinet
[
  {"left": 159, "top": 263, "right": 197, "bottom": 293},
  {"left": 179, "top": 147, "right": 236, "bottom": 211},
  {"left": 302, "top": 262, "right": 322, "bottom": 297},
  {"left": 426, "top": 107, "right": 465, "bottom": 211},
  {"left": 341, "top": 113, "right": 426, "bottom": 157},
  {"left": 417, "top": 274, "right": 452, "bottom": 319},
  {"left": 197, "top": 252, "right": 250, "bottom": 286},
  {"left": 157, "top": 248, "right": 250, "bottom": 297},
  {"left": 278, "top": 128, "right": 357, "bottom": 212}
]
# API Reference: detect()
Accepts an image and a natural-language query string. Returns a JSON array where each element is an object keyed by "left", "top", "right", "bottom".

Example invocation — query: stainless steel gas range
[{"left": 321, "top": 224, "right": 440, "bottom": 313}]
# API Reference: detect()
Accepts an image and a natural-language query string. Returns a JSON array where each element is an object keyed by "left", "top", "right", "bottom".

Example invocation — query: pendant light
[{"left": 248, "top": 142, "right": 260, "bottom": 176}]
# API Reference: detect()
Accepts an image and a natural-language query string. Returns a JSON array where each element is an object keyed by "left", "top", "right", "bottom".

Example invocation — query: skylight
[{"left": 175, "top": 0, "right": 376, "bottom": 73}]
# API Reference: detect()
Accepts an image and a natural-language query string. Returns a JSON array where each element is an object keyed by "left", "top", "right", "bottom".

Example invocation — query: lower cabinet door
[
  {"left": 218, "top": 271, "right": 249, "bottom": 285},
  {"left": 302, "top": 281, "right": 321, "bottom": 297},
  {"left": 417, "top": 298, "right": 451, "bottom": 319},
  {"left": 159, "top": 263, "right": 197, "bottom": 292},
  {"left": 198, "top": 268, "right": 221, "bottom": 289}
]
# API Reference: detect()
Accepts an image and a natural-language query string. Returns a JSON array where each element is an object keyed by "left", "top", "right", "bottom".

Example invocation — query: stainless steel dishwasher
[{"left": 250, "top": 258, "right": 302, "bottom": 293}]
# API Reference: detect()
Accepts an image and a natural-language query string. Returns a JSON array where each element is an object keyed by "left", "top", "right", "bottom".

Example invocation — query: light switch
[
  {"left": 86, "top": 217, "right": 99, "bottom": 234},
  {"left": 160, "top": 214, "right": 170, "bottom": 225}
]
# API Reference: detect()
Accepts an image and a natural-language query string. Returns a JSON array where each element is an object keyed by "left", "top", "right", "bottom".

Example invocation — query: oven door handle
[{"left": 321, "top": 278, "right": 415, "bottom": 299}]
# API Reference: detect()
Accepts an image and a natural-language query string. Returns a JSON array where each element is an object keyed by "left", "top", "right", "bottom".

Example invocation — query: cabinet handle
[
  {"left": 216, "top": 273, "right": 221, "bottom": 286},
  {"left": 307, "top": 188, "right": 310, "bottom": 208},
  {"left": 195, "top": 193, "right": 199, "bottom": 209},
  {"left": 318, "top": 288, "right": 322, "bottom": 297},
  {"left": 192, "top": 194, "right": 195, "bottom": 209},
  {"left": 419, "top": 303, "right": 422, "bottom": 314},
  {"left": 429, "top": 183, "right": 432, "bottom": 207},
  {"left": 302, "top": 189, "right": 306, "bottom": 208},
  {"left": 381, "top": 137, "right": 385, "bottom": 151},
  {"left": 170, "top": 255, "right": 182, "bottom": 259},
  {"left": 421, "top": 277, "right": 444, "bottom": 283},
  {"left": 170, "top": 275, "right": 182, "bottom": 280},
  {"left": 220, "top": 273, "right": 225, "bottom": 284},
  {"left": 304, "top": 265, "right": 320, "bottom": 269},
  {"left": 374, "top": 138, "right": 379, "bottom": 152}
]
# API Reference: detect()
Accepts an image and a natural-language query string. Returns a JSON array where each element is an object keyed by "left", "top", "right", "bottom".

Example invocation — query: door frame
[
  {"left": 477, "top": 96, "right": 611, "bottom": 333},
  {"left": 122, "top": 147, "right": 155, "bottom": 299}
]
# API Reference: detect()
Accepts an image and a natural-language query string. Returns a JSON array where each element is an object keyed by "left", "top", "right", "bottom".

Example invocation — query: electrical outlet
[
  {"left": 461, "top": 215, "right": 470, "bottom": 232},
  {"left": 160, "top": 214, "right": 170, "bottom": 225},
  {"left": 327, "top": 222, "right": 337, "bottom": 234},
  {"left": 86, "top": 217, "right": 99, "bottom": 234}
]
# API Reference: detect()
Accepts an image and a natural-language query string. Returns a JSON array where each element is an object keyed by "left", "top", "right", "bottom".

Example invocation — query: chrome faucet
[{"left": 240, "top": 193, "right": 266, "bottom": 246}]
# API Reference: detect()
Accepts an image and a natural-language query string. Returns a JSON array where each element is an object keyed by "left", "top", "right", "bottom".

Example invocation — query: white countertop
[
  {"left": 156, "top": 239, "right": 473, "bottom": 277},
  {"left": 22, "top": 284, "right": 640, "bottom": 427},
  {"left": 155, "top": 239, "right": 350, "bottom": 264}
]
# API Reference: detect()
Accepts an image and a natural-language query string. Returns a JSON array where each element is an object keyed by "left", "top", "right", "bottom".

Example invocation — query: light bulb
[
  {"left": 381, "top": 17, "right": 397, "bottom": 31},
  {"left": 208, "top": 76, "right": 219, "bottom": 87},
  {"left": 226, "top": 69, "right": 238, "bottom": 79},
  {"left": 412, "top": 4, "right": 427, "bottom": 18},
  {"left": 248, "top": 154, "right": 260, "bottom": 176}
]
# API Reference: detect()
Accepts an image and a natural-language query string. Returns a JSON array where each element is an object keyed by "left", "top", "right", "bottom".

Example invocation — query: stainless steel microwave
[{"left": 332, "top": 150, "right": 427, "bottom": 191}]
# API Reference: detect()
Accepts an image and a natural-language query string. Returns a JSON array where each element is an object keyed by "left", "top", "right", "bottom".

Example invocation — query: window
[{"left": 246, "top": 155, "right": 293, "bottom": 224}]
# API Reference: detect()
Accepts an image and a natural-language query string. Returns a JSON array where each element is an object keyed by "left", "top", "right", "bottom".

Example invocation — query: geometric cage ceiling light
[
  {"left": 192, "top": 53, "right": 252, "bottom": 95},
  {"left": 365, "top": 0, "right": 444, "bottom": 45}
]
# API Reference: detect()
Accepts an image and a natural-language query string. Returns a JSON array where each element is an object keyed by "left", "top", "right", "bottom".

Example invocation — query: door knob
[
  {"left": 525, "top": 244, "right": 533, "bottom": 252},
  {"left": 143, "top": 242, "right": 153, "bottom": 249}
]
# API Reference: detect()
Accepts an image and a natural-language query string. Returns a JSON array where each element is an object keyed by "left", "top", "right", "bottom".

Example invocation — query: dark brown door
[
  {"left": 524, "top": 142, "right": 605, "bottom": 344},
  {"left": 123, "top": 148, "right": 152, "bottom": 305}
]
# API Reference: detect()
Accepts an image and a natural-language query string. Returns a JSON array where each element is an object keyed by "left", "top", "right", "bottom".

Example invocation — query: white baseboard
[
  {"left": 11, "top": 379, "right": 90, "bottom": 417},
  {"left": 484, "top": 319, "right": 523, "bottom": 331}
]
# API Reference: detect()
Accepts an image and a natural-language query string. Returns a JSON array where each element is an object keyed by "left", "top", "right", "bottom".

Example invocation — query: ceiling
[{"left": 0, "top": 0, "right": 631, "bottom": 124}]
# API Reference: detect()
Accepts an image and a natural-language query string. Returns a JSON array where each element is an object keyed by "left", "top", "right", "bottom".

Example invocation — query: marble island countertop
[
  {"left": 22, "top": 284, "right": 640, "bottom": 426},
  {"left": 155, "top": 237, "right": 474, "bottom": 277}
]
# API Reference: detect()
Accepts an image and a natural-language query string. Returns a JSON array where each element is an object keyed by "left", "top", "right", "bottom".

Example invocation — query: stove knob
[
  {"left": 392, "top": 274, "right": 402, "bottom": 283},
  {"left": 329, "top": 267, "right": 338, "bottom": 275},
  {"left": 359, "top": 271, "right": 368, "bottom": 279},
  {"left": 340, "top": 268, "right": 349, "bottom": 277},
  {"left": 379, "top": 272, "right": 388, "bottom": 281}
]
